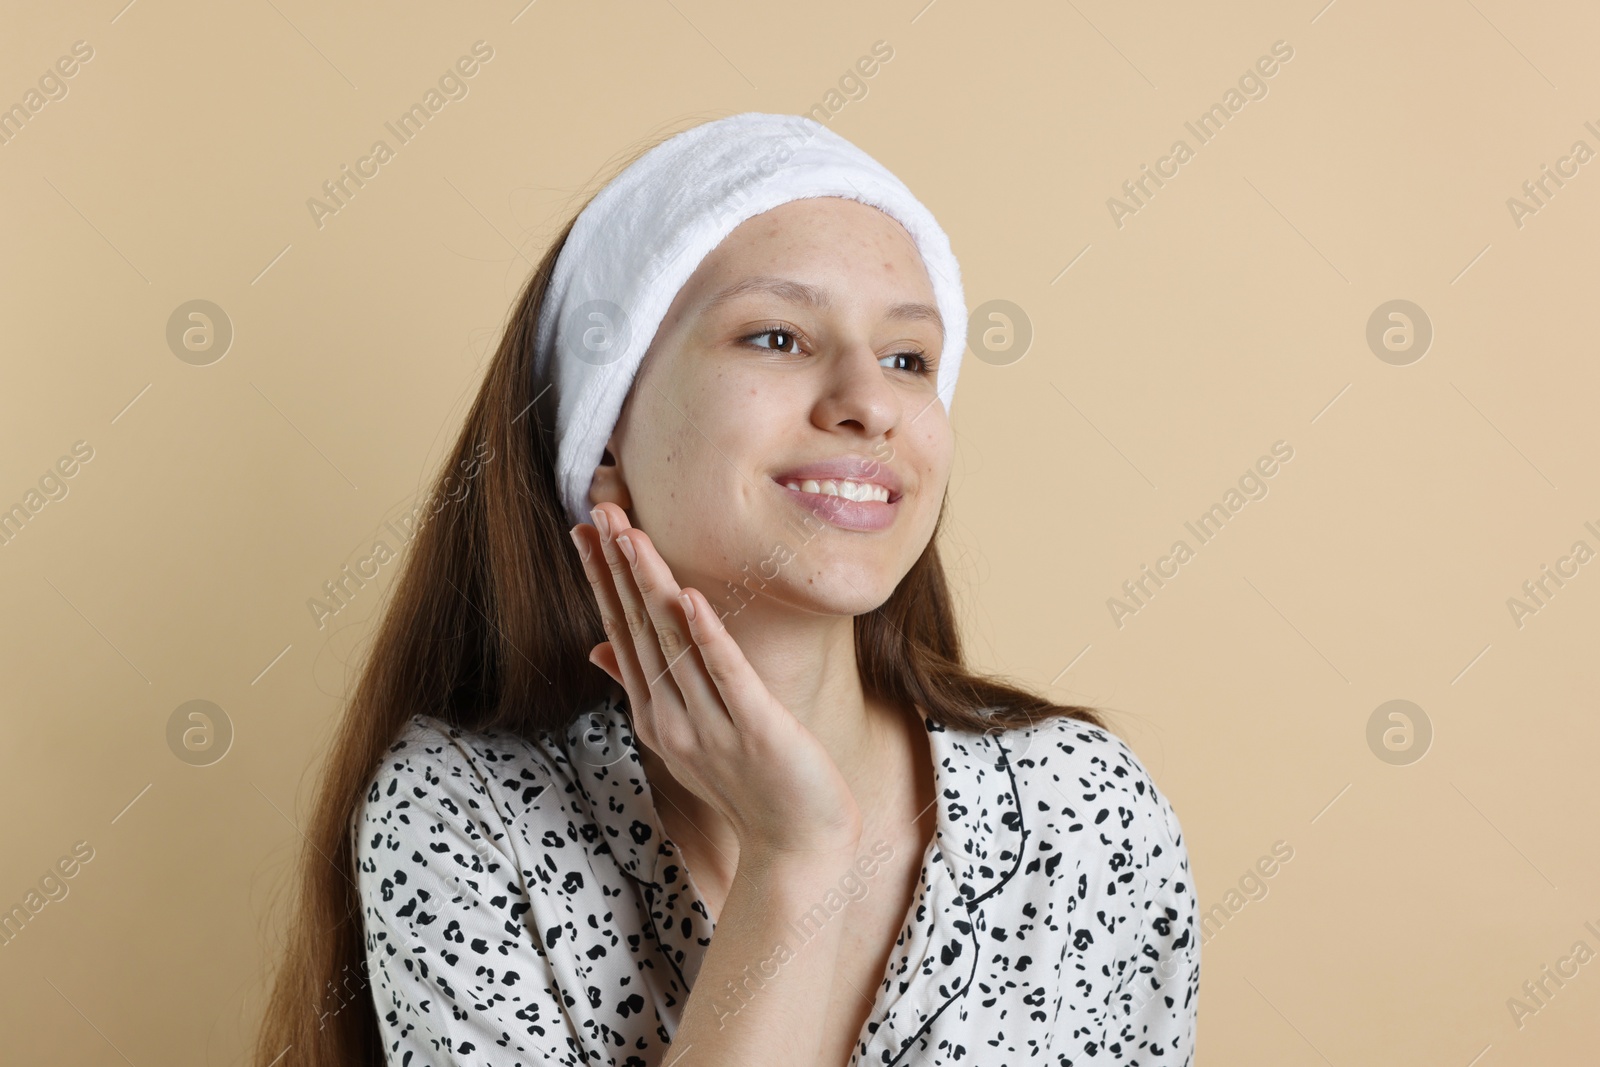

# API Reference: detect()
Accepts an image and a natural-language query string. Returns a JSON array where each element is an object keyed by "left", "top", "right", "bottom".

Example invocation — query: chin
[
  {"left": 782, "top": 565, "right": 905, "bottom": 617},
  {"left": 702, "top": 559, "right": 892, "bottom": 621},
  {"left": 695, "top": 507, "right": 919, "bottom": 612}
]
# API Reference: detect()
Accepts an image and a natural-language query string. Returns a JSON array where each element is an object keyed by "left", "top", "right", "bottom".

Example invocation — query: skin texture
[{"left": 569, "top": 194, "right": 953, "bottom": 908}]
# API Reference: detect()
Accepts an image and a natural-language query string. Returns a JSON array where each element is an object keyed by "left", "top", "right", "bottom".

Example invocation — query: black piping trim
[
  {"left": 966, "top": 733, "right": 1029, "bottom": 908},
  {"left": 882, "top": 844, "right": 983, "bottom": 1067}
]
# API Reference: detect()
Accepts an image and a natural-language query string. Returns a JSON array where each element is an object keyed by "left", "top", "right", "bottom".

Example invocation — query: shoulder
[
  {"left": 1004, "top": 713, "right": 1187, "bottom": 868},
  {"left": 354, "top": 714, "right": 577, "bottom": 856}
]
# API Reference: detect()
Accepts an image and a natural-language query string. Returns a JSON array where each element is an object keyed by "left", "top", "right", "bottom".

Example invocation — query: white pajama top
[{"left": 353, "top": 694, "right": 1200, "bottom": 1065}]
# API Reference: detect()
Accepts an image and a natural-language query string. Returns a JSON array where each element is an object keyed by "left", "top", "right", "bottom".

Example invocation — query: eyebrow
[{"left": 701, "top": 275, "right": 944, "bottom": 331}]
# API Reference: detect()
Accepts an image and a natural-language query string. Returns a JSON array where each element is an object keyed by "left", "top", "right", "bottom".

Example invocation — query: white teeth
[{"left": 782, "top": 478, "right": 890, "bottom": 503}]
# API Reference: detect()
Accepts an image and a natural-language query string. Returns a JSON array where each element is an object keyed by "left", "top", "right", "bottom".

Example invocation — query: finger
[
  {"left": 588, "top": 642, "right": 623, "bottom": 690},
  {"left": 673, "top": 587, "right": 772, "bottom": 735},
  {"left": 610, "top": 527, "right": 729, "bottom": 725},
  {"left": 570, "top": 519, "right": 655, "bottom": 720},
  {"left": 592, "top": 504, "right": 685, "bottom": 714}
]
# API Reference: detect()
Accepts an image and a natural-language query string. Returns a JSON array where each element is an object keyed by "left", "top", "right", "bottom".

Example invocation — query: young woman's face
[{"left": 594, "top": 195, "right": 955, "bottom": 619}]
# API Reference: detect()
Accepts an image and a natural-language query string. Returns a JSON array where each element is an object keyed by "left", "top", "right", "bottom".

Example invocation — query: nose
[{"left": 810, "top": 341, "right": 900, "bottom": 439}]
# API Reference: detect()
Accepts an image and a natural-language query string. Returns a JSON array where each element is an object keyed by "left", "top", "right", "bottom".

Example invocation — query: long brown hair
[{"left": 251, "top": 116, "right": 1109, "bottom": 1067}]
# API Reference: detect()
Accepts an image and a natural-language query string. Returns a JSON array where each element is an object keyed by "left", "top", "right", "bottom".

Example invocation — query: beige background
[{"left": 3, "top": 0, "right": 1597, "bottom": 1063}]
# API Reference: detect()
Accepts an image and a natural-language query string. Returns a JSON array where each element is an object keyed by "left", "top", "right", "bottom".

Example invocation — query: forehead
[
  {"left": 723, "top": 195, "right": 915, "bottom": 247},
  {"left": 683, "top": 196, "right": 937, "bottom": 314}
]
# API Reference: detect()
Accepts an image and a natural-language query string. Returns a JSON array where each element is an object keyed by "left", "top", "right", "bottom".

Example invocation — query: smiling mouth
[
  {"left": 769, "top": 477, "right": 901, "bottom": 532},
  {"left": 773, "top": 477, "right": 898, "bottom": 504}
]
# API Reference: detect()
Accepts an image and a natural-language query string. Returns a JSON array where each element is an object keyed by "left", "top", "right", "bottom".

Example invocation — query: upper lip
[{"left": 772, "top": 457, "right": 903, "bottom": 502}]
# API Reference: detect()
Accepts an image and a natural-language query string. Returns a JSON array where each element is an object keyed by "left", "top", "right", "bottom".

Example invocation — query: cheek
[
  {"left": 649, "top": 436, "right": 714, "bottom": 530},
  {"left": 907, "top": 418, "right": 954, "bottom": 484},
  {"left": 639, "top": 418, "right": 752, "bottom": 543}
]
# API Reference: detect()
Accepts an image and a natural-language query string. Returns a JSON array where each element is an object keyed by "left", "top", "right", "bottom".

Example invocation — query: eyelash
[{"left": 740, "top": 325, "right": 935, "bottom": 376}]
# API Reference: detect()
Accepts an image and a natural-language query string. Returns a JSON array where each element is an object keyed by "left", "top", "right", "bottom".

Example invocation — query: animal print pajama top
[{"left": 353, "top": 695, "right": 1200, "bottom": 1065}]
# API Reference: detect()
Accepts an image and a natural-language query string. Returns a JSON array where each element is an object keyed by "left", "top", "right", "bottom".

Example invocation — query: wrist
[{"left": 738, "top": 839, "right": 864, "bottom": 887}]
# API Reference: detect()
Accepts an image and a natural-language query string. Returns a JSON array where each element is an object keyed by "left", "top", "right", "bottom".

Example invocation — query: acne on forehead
[{"left": 680, "top": 202, "right": 937, "bottom": 335}]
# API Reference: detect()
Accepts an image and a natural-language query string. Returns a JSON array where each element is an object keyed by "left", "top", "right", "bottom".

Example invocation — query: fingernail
[
  {"left": 569, "top": 526, "right": 589, "bottom": 562},
  {"left": 678, "top": 591, "right": 695, "bottom": 621},
  {"left": 616, "top": 533, "right": 636, "bottom": 566},
  {"left": 591, "top": 506, "right": 609, "bottom": 540}
]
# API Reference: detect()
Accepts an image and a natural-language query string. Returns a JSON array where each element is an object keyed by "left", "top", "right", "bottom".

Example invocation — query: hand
[{"left": 569, "top": 503, "right": 863, "bottom": 861}]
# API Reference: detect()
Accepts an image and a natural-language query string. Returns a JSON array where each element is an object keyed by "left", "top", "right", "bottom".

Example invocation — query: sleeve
[
  {"left": 1101, "top": 786, "right": 1201, "bottom": 1065},
  {"left": 353, "top": 732, "right": 586, "bottom": 1067}
]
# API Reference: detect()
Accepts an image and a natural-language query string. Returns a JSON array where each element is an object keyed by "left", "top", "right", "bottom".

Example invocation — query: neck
[{"left": 632, "top": 599, "right": 915, "bottom": 888}]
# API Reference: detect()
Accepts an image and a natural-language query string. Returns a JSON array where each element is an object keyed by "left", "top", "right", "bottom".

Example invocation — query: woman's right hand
[{"left": 569, "top": 502, "right": 863, "bottom": 863}]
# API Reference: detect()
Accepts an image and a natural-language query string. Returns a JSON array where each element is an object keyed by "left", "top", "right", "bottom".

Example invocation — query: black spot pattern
[{"left": 354, "top": 694, "right": 1199, "bottom": 1065}]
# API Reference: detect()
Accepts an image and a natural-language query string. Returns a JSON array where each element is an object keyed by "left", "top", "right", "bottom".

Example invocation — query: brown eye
[
  {"left": 880, "top": 351, "right": 933, "bottom": 375},
  {"left": 743, "top": 327, "right": 803, "bottom": 354}
]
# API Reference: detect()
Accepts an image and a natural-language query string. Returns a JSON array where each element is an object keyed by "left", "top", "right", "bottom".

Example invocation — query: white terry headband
[{"left": 533, "top": 111, "right": 969, "bottom": 529}]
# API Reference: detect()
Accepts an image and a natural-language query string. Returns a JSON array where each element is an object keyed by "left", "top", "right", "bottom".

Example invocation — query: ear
[{"left": 586, "top": 432, "right": 633, "bottom": 513}]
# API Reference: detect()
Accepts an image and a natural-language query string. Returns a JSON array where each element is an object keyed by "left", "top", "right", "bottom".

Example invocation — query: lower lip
[{"left": 772, "top": 479, "right": 900, "bottom": 531}]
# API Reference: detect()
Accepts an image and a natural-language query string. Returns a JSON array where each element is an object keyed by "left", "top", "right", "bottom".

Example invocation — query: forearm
[{"left": 665, "top": 848, "right": 857, "bottom": 1067}]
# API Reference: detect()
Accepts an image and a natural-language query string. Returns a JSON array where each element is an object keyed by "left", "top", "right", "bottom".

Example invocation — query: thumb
[{"left": 588, "top": 643, "right": 622, "bottom": 688}]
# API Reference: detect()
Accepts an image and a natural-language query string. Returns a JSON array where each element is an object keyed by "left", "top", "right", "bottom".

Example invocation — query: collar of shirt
[{"left": 559, "top": 692, "right": 1029, "bottom": 1063}]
